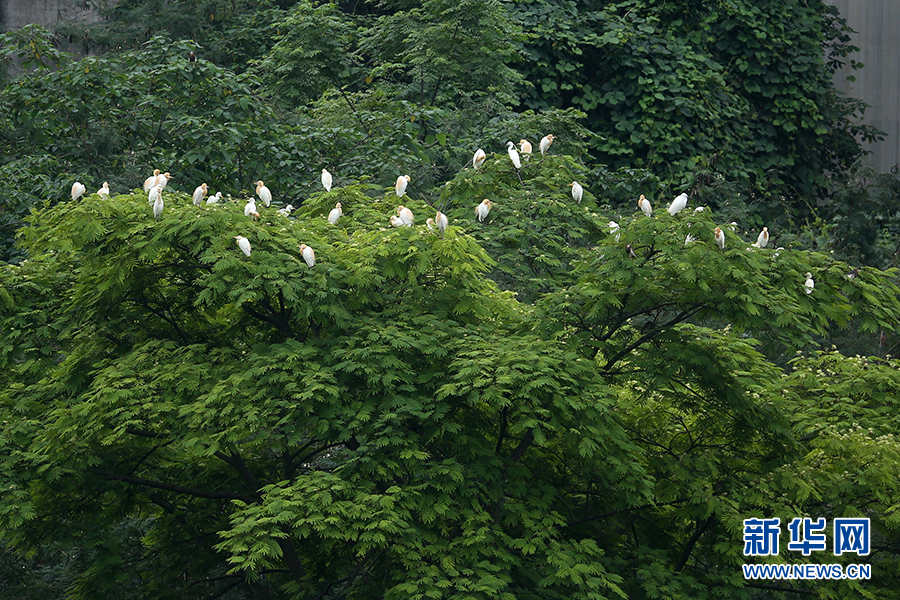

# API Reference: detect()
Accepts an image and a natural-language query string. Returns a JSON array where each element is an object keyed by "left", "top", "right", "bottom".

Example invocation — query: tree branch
[{"left": 95, "top": 472, "right": 254, "bottom": 503}]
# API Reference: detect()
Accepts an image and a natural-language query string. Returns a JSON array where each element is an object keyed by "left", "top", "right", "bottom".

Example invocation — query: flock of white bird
[{"left": 68, "top": 132, "right": 815, "bottom": 293}]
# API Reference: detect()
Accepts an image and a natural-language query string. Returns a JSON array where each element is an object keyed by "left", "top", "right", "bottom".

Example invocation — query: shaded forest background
[{"left": 3, "top": 1, "right": 900, "bottom": 599}]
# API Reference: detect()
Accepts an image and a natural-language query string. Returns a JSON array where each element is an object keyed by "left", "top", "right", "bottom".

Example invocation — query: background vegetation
[{"left": 2, "top": 1, "right": 900, "bottom": 598}]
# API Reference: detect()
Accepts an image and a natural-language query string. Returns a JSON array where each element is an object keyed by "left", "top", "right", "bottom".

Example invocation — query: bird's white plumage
[
  {"left": 519, "top": 139, "right": 533, "bottom": 154},
  {"left": 570, "top": 182, "right": 583, "bottom": 204},
  {"left": 473, "top": 149, "right": 486, "bottom": 170},
  {"left": 97, "top": 182, "right": 110, "bottom": 198},
  {"left": 395, "top": 175, "right": 410, "bottom": 197},
  {"left": 148, "top": 183, "right": 162, "bottom": 207},
  {"left": 192, "top": 183, "right": 208, "bottom": 206},
  {"left": 435, "top": 211, "right": 448, "bottom": 233},
  {"left": 608, "top": 220, "right": 620, "bottom": 242},
  {"left": 389, "top": 215, "right": 403, "bottom": 227},
  {"left": 278, "top": 204, "right": 294, "bottom": 216},
  {"left": 155, "top": 172, "right": 172, "bottom": 190},
  {"left": 539, "top": 134, "right": 555, "bottom": 155},
  {"left": 475, "top": 199, "right": 492, "bottom": 222},
  {"left": 755, "top": 227, "right": 769, "bottom": 248},
  {"left": 321, "top": 168, "right": 333, "bottom": 192},
  {"left": 804, "top": 272, "right": 814, "bottom": 294},
  {"left": 71, "top": 181, "right": 86, "bottom": 201},
  {"left": 206, "top": 191, "right": 222, "bottom": 204},
  {"left": 426, "top": 218, "right": 435, "bottom": 231},
  {"left": 398, "top": 205, "right": 414, "bottom": 226},
  {"left": 143, "top": 169, "right": 161, "bottom": 192},
  {"left": 506, "top": 141, "right": 521, "bottom": 169},
  {"left": 255, "top": 181, "right": 272, "bottom": 207},
  {"left": 235, "top": 235, "right": 251, "bottom": 257},
  {"left": 714, "top": 227, "right": 725, "bottom": 250},
  {"left": 299, "top": 244, "right": 315, "bottom": 268},
  {"left": 668, "top": 192, "right": 688, "bottom": 215},
  {"left": 328, "top": 203, "right": 342, "bottom": 225},
  {"left": 244, "top": 199, "right": 257, "bottom": 217},
  {"left": 638, "top": 194, "right": 652, "bottom": 217},
  {"left": 151, "top": 186, "right": 164, "bottom": 219}
]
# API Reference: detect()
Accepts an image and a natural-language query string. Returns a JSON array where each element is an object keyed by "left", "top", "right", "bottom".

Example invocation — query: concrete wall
[{"left": 827, "top": 0, "right": 900, "bottom": 172}]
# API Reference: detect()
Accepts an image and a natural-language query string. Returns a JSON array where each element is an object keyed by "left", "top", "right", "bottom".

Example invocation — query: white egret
[
  {"left": 206, "top": 191, "right": 222, "bottom": 204},
  {"left": 638, "top": 194, "right": 652, "bottom": 217},
  {"left": 192, "top": 183, "right": 208, "bottom": 206},
  {"left": 694, "top": 206, "right": 706, "bottom": 213},
  {"left": 570, "top": 181, "right": 583, "bottom": 204},
  {"left": 234, "top": 235, "right": 251, "bottom": 257},
  {"left": 244, "top": 199, "right": 257, "bottom": 217},
  {"left": 389, "top": 215, "right": 404, "bottom": 227},
  {"left": 714, "top": 227, "right": 725, "bottom": 250},
  {"left": 299, "top": 244, "right": 316, "bottom": 268},
  {"left": 685, "top": 233, "right": 696, "bottom": 246},
  {"left": 608, "top": 220, "right": 620, "bottom": 242},
  {"left": 395, "top": 175, "right": 411, "bottom": 197},
  {"left": 255, "top": 180, "right": 272, "bottom": 207},
  {"left": 426, "top": 218, "right": 435, "bottom": 231},
  {"left": 506, "top": 141, "right": 521, "bottom": 169},
  {"left": 71, "top": 181, "right": 86, "bottom": 201},
  {"left": 321, "top": 168, "right": 333, "bottom": 192},
  {"left": 435, "top": 211, "right": 448, "bottom": 233},
  {"left": 539, "top": 134, "right": 555, "bottom": 155},
  {"left": 151, "top": 185, "right": 164, "bottom": 219},
  {"left": 155, "top": 172, "right": 172, "bottom": 190},
  {"left": 278, "top": 204, "right": 294, "bottom": 216},
  {"left": 97, "top": 182, "right": 110, "bottom": 198},
  {"left": 804, "top": 272, "right": 814, "bottom": 294},
  {"left": 519, "top": 139, "right": 533, "bottom": 154},
  {"left": 148, "top": 183, "right": 162, "bottom": 206},
  {"left": 398, "top": 205, "right": 414, "bottom": 226},
  {"left": 143, "top": 169, "right": 161, "bottom": 192},
  {"left": 754, "top": 227, "right": 769, "bottom": 248},
  {"left": 475, "top": 199, "right": 493, "bottom": 222},
  {"left": 668, "top": 192, "right": 688, "bottom": 215},
  {"left": 328, "top": 202, "right": 343, "bottom": 225},
  {"left": 473, "top": 149, "right": 486, "bottom": 170}
]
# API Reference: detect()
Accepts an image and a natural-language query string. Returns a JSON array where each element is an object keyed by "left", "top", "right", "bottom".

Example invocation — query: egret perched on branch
[
  {"left": 328, "top": 202, "right": 343, "bottom": 225},
  {"left": 299, "top": 244, "right": 315, "bottom": 268},
  {"left": 506, "top": 141, "right": 521, "bottom": 169},
  {"left": 804, "top": 272, "right": 814, "bottom": 294},
  {"left": 71, "top": 181, "right": 85, "bottom": 201},
  {"left": 426, "top": 218, "right": 435, "bottom": 231},
  {"left": 570, "top": 182, "right": 583, "bottom": 204},
  {"left": 753, "top": 227, "right": 769, "bottom": 248},
  {"left": 321, "top": 168, "right": 333, "bottom": 192},
  {"left": 244, "top": 199, "right": 257, "bottom": 217},
  {"left": 389, "top": 215, "right": 404, "bottom": 227},
  {"left": 694, "top": 206, "right": 706, "bottom": 213},
  {"left": 476, "top": 199, "right": 493, "bottom": 222},
  {"left": 473, "top": 149, "right": 486, "bottom": 170},
  {"left": 155, "top": 172, "right": 172, "bottom": 190},
  {"left": 608, "top": 220, "right": 620, "bottom": 242},
  {"left": 97, "top": 182, "right": 110, "bottom": 198},
  {"left": 143, "top": 169, "right": 161, "bottom": 192},
  {"left": 519, "top": 139, "right": 533, "bottom": 154},
  {"left": 278, "top": 204, "right": 294, "bottom": 216},
  {"left": 638, "top": 194, "right": 652, "bottom": 217},
  {"left": 397, "top": 205, "right": 414, "bottom": 226},
  {"left": 192, "top": 183, "right": 208, "bottom": 206},
  {"left": 539, "top": 134, "right": 555, "bottom": 155},
  {"left": 395, "top": 175, "right": 410, "bottom": 197},
  {"left": 668, "top": 192, "right": 688, "bottom": 215},
  {"left": 435, "top": 211, "right": 448, "bottom": 233},
  {"left": 234, "top": 235, "right": 251, "bottom": 257},
  {"left": 206, "top": 191, "right": 222, "bottom": 204},
  {"left": 714, "top": 227, "right": 725, "bottom": 250},
  {"left": 151, "top": 185, "right": 164, "bottom": 219},
  {"left": 255, "top": 181, "right": 272, "bottom": 207}
]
